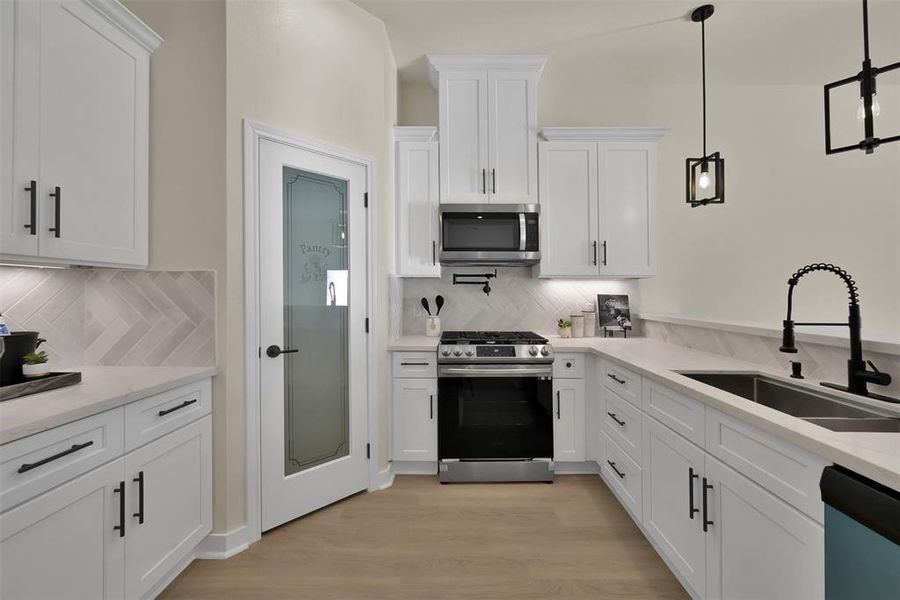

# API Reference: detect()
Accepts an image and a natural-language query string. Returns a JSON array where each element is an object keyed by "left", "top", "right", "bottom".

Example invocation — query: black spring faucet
[{"left": 779, "top": 263, "right": 896, "bottom": 403}]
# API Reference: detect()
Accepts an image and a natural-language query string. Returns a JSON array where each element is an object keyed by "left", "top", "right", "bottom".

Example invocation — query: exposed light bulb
[
  {"left": 857, "top": 94, "right": 881, "bottom": 121},
  {"left": 698, "top": 169, "right": 711, "bottom": 190}
]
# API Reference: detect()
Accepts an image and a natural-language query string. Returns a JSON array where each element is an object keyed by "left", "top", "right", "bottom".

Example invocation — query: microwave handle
[{"left": 519, "top": 213, "right": 526, "bottom": 251}]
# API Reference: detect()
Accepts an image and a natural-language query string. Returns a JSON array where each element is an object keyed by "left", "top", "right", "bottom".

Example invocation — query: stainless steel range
[{"left": 437, "top": 331, "right": 555, "bottom": 483}]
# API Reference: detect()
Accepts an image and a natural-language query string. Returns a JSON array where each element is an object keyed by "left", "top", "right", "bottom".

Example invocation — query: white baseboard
[
  {"left": 371, "top": 465, "right": 395, "bottom": 490},
  {"left": 195, "top": 526, "right": 252, "bottom": 560}
]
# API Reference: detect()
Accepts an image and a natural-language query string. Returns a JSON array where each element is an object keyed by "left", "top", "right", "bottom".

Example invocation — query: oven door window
[
  {"left": 438, "top": 376, "right": 553, "bottom": 460},
  {"left": 441, "top": 213, "right": 521, "bottom": 251}
]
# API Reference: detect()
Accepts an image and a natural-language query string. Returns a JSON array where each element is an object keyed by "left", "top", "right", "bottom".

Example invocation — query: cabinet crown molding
[
  {"left": 541, "top": 127, "right": 669, "bottom": 142},
  {"left": 394, "top": 126, "right": 438, "bottom": 143},
  {"left": 427, "top": 54, "right": 548, "bottom": 89},
  {"left": 85, "top": 0, "right": 163, "bottom": 52}
]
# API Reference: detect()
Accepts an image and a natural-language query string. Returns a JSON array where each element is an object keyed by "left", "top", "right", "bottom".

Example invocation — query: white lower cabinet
[
  {"left": 704, "top": 455, "right": 823, "bottom": 600},
  {"left": 125, "top": 417, "right": 212, "bottom": 599},
  {"left": 553, "top": 378, "right": 585, "bottom": 462},
  {"left": 0, "top": 458, "right": 126, "bottom": 600},
  {"left": 642, "top": 415, "right": 708, "bottom": 596},
  {"left": 392, "top": 378, "right": 438, "bottom": 462}
]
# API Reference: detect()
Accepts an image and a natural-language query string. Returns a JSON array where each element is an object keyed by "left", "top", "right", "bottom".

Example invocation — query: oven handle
[{"left": 438, "top": 365, "right": 553, "bottom": 378}]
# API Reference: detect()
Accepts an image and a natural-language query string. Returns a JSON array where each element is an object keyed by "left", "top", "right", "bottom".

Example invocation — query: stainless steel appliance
[
  {"left": 437, "top": 331, "right": 554, "bottom": 483},
  {"left": 439, "top": 204, "right": 540, "bottom": 266}
]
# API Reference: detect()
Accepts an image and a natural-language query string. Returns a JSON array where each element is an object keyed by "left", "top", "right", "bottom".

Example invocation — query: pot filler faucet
[{"left": 779, "top": 263, "right": 897, "bottom": 403}]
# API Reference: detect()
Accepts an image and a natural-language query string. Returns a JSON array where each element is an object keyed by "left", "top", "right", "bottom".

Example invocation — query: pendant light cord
[
  {"left": 862, "top": 0, "right": 869, "bottom": 61},
  {"left": 701, "top": 17, "right": 707, "bottom": 157}
]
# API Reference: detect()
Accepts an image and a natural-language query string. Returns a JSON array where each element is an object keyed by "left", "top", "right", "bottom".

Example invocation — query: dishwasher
[{"left": 820, "top": 465, "right": 900, "bottom": 599}]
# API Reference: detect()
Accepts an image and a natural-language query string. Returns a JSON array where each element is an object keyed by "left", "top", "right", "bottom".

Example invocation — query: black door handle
[
  {"left": 602, "top": 240, "right": 608, "bottom": 266},
  {"left": 592, "top": 241, "right": 598, "bottom": 266},
  {"left": 482, "top": 169, "right": 486, "bottom": 194},
  {"left": 491, "top": 168, "right": 496, "bottom": 194},
  {"left": 24, "top": 180, "right": 36, "bottom": 235},
  {"left": 113, "top": 480, "right": 125, "bottom": 537},
  {"left": 429, "top": 394, "right": 434, "bottom": 420},
  {"left": 133, "top": 471, "right": 145, "bottom": 524},
  {"left": 556, "top": 390, "right": 561, "bottom": 419},
  {"left": 432, "top": 240, "right": 436, "bottom": 266},
  {"left": 17, "top": 440, "right": 94, "bottom": 473},
  {"left": 266, "top": 345, "right": 299, "bottom": 358},
  {"left": 702, "top": 476, "right": 714, "bottom": 532},
  {"left": 607, "top": 373, "right": 626, "bottom": 385},
  {"left": 48, "top": 186, "right": 61, "bottom": 238},
  {"left": 158, "top": 398, "right": 197, "bottom": 417},
  {"left": 689, "top": 468, "right": 700, "bottom": 519},
  {"left": 607, "top": 412, "right": 626, "bottom": 427},
  {"left": 607, "top": 460, "right": 626, "bottom": 479}
]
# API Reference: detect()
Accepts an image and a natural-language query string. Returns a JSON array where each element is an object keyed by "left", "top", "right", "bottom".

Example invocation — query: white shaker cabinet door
[
  {"left": 396, "top": 141, "right": 441, "bottom": 277},
  {"left": 705, "top": 455, "right": 824, "bottom": 600},
  {"left": 392, "top": 378, "right": 438, "bottom": 462},
  {"left": 642, "top": 416, "right": 707, "bottom": 598},
  {"left": 535, "top": 142, "right": 599, "bottom": 277},
  {"left": 124, "top": 416, "right": 212, "bottom": 599},
  {"left": 0, "top": 458, "right": 126, "bottom": 600},
  {"left": 439, "top": 70, "right": 489, "bottom": 203},
  {"left": 36, "top": 0, "right": 150, "bottom": 267},
  {"left": 553, "top": 378, "right": 586, "bottom": 462},
  {"left": 487, "top": 69, "right": 538, "bottom": 203},
  {"left": 597, "top": 142, "right": 656, "bottom": 277}
]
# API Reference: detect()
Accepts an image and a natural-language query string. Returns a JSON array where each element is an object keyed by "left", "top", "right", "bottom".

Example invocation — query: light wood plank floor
[{"left": 161, "top": 475, "right": 687, "bottom": 599}]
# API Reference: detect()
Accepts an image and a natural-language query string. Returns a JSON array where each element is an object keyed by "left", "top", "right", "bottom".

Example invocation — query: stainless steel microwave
[{"left": 439, "top": 204, "right": 540, "bottom": 266}]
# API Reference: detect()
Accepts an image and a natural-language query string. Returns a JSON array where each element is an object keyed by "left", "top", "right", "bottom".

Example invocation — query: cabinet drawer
[
  {"left": 602, "top": 361, "right": 641, "bottom": 406},
  {"left": 601, "top": 432, "right": 643, "bottom": 521},
  {"left": 706, "top": 408, "right": 828, "bottom": 523},
  {"left": 124, "top": 379, "right": 211, "bottom": 452},
  {"left": 642, "top": 379, "right": 705, "bottom": 447},
  {"left": 0, "top": 408, "right": 124, "bottom": 512},
  {"left": 392, "top": 352, "right": 437, "bottom": 378},
  {"left": 603, "top": 389, "right": 643, "bottom": 464},
  {"left": 553, "top": 353, "right": 585, "bottom": 379}
]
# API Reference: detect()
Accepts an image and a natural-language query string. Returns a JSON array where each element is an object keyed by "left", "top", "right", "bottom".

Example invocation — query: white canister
[
  {"left": 425, "top": 316, "right": 441, "bottom": 337},
  {"left": 570, "top": 314, "right": 584, "bottom": 338},
  {"left": 582, "top": 309, "right": 596, "bottom": 337}
]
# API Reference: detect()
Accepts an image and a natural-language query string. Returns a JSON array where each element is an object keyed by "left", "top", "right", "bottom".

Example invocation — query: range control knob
[
  {"left": 441, "top": 348, "right": 451, "bottom": 357},
  {"left": 528, "top": 346, "right": 539, "bottom": 356},
  {"left": 453, "top": 349, "right": 463, "bottom": 357},
  {"left": 465, "top": 349, "right": 474, "bottom": 357},
  {"left": 540, "top": 347, "right": 550, "bottom": 356}
]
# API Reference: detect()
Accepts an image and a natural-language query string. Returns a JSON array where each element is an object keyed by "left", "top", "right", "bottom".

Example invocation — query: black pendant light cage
[
  {"left": 824, "top": 0, "right": 900, "bottom": 155},
  {"left": 687, "top": 4, "right": 724, "bottom": 207}
]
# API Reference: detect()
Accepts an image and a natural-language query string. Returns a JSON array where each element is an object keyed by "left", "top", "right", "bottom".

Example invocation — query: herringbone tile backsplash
[{"left": 0, "top": 267, "right": 215, "bottom": 368}]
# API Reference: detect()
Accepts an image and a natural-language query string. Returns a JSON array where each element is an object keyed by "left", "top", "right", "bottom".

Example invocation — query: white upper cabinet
[
  {"left": 0, "top": 0, "right": 161, "bottom": 268},
  {"left": 395, "top": 128, "right": 441, "bottom": 278},
  {"left": 536, "top": 128, "right": 666, "bottom": 278},
  {"left": 428, "top": 55, "right": 545, "bottom": 204}
]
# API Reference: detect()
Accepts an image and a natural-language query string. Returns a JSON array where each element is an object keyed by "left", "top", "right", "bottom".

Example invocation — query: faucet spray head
[{"left": 779, "top": 320, "right": 798, "bottom": 353}]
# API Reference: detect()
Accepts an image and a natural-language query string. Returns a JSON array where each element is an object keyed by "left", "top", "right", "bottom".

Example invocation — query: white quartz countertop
[
  {"left": 389, "top": 335, "right": 900, "bottom": 491},
  {"left": 0, "top": 366, "right": 218, "bottom": 445}
]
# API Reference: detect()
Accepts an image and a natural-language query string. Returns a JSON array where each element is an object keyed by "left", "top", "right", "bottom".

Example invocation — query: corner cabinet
[
  {"left": 395, "top": 127, "right": 441, "bottom": 278},
  {"left": 427, "top": 55, "right": 545, "bottom": 204},
  {"left": 534, "top": 128, "right": 666, "bottom": 278},
  {"left": 0, "top": 0, "right": 161, "bottom": 268}
]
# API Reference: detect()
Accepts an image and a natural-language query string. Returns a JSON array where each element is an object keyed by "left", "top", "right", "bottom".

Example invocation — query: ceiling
[{"left": 354, "top": 0, "right": 900, "bottom": 86}]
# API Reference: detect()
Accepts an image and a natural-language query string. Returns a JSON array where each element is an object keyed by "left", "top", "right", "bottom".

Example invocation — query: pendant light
[
  {"left": 686, "top": 4, "right": 724, "bottom": 207},
  {"left": 824, "top": 0, "right": 899, "bottom": 155}
]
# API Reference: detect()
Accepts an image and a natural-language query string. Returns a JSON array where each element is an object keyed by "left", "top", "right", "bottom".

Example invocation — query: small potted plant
[
  {"left": 557, "top": 318, "right": 573, "bottom": 339},
  {"left": 22, "top": 350, "right": 50, "bottom": 379}
]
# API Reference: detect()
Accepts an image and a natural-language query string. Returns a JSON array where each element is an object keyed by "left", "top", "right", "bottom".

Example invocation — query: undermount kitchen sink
[{"left": 677, "top": 372, "right": 900, "bottom": 433}]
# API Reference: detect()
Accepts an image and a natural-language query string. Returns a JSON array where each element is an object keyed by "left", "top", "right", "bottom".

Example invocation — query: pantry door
[{"left": 258, "top": 137, "right": 369, "bottom": 532}]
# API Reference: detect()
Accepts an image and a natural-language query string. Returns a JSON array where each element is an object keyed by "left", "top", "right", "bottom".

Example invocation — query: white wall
[{"left": 399, "top": 75, "right": 900, "bottom": 341}]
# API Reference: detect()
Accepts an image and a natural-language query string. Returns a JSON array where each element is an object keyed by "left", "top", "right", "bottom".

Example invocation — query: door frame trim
[{"left": 242, "top": 119, "right": 378, "bottom": 545}]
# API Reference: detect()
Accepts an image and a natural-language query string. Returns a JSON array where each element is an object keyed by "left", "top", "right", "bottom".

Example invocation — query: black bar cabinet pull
[
  {"left": 432, "top": 240, "right": 436, "bottom": 265},
  {"left": 607, "top": 412, "right": 626, "bottom": 427},
  {"left": 24, "top": 180, "right": 36, "bottom": 235},
  {"left": 48, "top": 186, "right": 61, "bottom": 238},
  {"left": 607, "top": 373, "right": 626, "bottom": 385},
  {"left": 133, "top": 471, "right": 145, "bottom": 524},
  {"left": 482, "top": 169, "right": 486, "bottom": 194},
  {"left": 702, "top": 477, "right": 713, "bottom": 532},
  {"left": 17, "top": 440, "right": 94, "bottom": 474},
  {"left": 158, "top": 398, "right": 197, "bottom": 417},
  {"left": 602, "top": 240, "right": 608, "bottom": 266},
  {"left": 429, "top": 394, "right": 434, "bottom": 420},
  {"left": 592, "top": 241, "right": 598, "bottom": 266},
  {"left": 400, "top": 362, "right": 429, "bottom": 366},
  {"left": 113, "top": 480, "right": 126, "bottom": 537},
  {"left": 491, "top": 169, "right": 496, "bottom": 193},
  {"left": 607, "top": 460, "right": 626, "bottom": 479},
  {"left": 689, "top": 468, "right": 700, "bottom": 519},
  {"left": 556, "top": 390, "right": 561, "bottom": 419}
]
